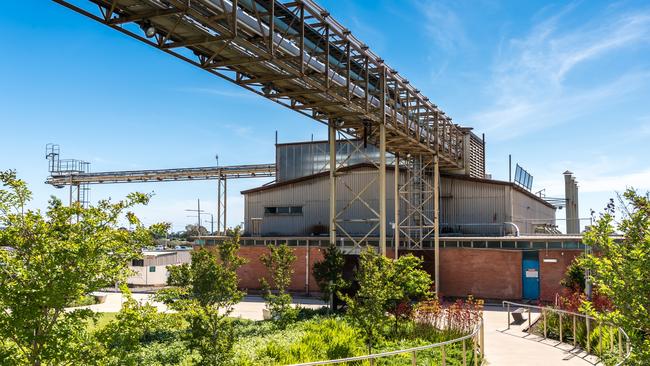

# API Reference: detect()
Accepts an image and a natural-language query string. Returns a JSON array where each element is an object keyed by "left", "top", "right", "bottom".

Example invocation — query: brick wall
[
  {"left": 436, "top": 248, "right": 522, "bottom": 300},
  {"left": 538, "top": 250, "right": 582, "bottom": 302},
  {"left": 194, "top": 245, "right": 582, "bottom": 302},
  {"left": 200, "top": 245, "right": 325, "bottom": 294}
]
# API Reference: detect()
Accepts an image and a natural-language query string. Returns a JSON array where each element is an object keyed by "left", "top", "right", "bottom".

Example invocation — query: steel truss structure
[
  {"left": 52, "top": 0, "right": 467, "bottom": 279},
  {"left": 45, "top": 144, "right": 274, "bottom": 234}
]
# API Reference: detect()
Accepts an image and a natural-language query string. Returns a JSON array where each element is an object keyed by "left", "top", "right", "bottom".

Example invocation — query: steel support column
[
  {"left": 379, "top": 122, "right": 386, "bottom": 255},
  {"left": 329, "top": 120, "right": 337, "bottom": 246},
  {"left": 394, "top": 154, "right": 400, "bottom": 259},
  {"left": 434, "top": 153, "right": 440, "bottom": 297},
  {"left": 217, "top": 176, "right": 227, "bottom": 235}
]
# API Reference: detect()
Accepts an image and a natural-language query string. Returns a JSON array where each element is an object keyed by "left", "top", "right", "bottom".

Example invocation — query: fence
[
  {"left": 503, "top": 301, "right": 631, "bottom": 365},
  {"left": 287, "top": 317, "right": 484, "bottom": 366}
]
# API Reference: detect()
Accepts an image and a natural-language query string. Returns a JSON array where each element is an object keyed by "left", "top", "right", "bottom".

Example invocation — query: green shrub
[{"left": 67, "top": 294, "right": 99, "bottom": 307}]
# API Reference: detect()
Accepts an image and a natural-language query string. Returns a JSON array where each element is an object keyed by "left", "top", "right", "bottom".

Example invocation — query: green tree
[
  {"left": 342, "top": 248, "right": 392, "bottom": 353},
  {"left": 157, "top": 229, "right": 246, "bottom": 365},
  {"left": 312, "top": 243, "right": 348, "bottom": 310},
  {"left": 560, "top": 255, "right": 586, "bottom": 292},
  {"left": 582, "top": 189, "right": 650, "bottom": 364},
  {"left": 260, "top": 243, "right": 297, "bottom": 328},
  {"left": 0, "top": 170, "right": 162, "bottom": 366},
  {"left": 166, "top": 263, "right": 191, "bottom": 287},
  {"left": 342, "top": 249, "right": 432, "bottom": 352}
]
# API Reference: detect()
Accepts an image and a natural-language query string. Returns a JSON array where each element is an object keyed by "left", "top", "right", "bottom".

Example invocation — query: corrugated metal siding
[
  {"left": 511, "top": 188, "right": 556, "bottom": 234},
  {"left": 244, "top": 170, "right": 555, "bottom": 236},
  {"left": 246, "top": 168, "right": 402, "bottom": 236},
  {"left": 276, "top": 141, "right": 390, "bottom": 182},
  {"left": 440, "top": 176, "right": 508, "bottom": 235}
]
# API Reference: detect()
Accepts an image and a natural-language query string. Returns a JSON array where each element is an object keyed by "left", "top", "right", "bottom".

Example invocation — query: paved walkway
[
  {"left": 482, "top": 305, "right": 599, "bottom": 365},
  {"left": 70, "top": 294, "right": 602, "bottom": 365}
]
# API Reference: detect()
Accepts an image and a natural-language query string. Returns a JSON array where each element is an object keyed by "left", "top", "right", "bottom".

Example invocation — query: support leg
[
  {"left": 434, "top": 154, "right": 440, "bottom": 297},
  {"left": 394, "top": 154, "right": 400, "bottom": 259},
  {"left": 329, "top": 120, "right": 337, "bottom": 246},
  {"left": 379, "top": 121, "right": 386, "bottom": 256}
]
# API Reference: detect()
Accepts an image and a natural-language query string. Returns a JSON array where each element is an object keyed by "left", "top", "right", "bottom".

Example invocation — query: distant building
[{"left": 127, "top": 250, "right": 191, "bottom": 286}]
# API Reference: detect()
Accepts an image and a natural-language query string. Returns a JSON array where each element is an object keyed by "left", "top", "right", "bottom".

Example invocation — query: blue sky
[{"left": 1, "top": 0, "right": 649, "bottom": 232}]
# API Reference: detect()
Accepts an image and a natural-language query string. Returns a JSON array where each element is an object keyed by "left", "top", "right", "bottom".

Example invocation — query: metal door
[{"left": 522, "top": 255, "right": 540, "bottom": 300}]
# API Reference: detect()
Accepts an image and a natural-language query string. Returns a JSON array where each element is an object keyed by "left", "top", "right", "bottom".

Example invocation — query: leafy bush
[
  {"left": 260, "top": 243, "right": 298, "bottom": 328},
  {"left": 312, "top": 243, "right": 348, "bottom": 307},
  {"left": 67, "top": 294, "right": 99, "bottom": 307}
]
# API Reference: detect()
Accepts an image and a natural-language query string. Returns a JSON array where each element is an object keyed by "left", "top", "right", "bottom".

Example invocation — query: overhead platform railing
[{"left": 51, "top": 0, "right": 465, "bottom": 168}]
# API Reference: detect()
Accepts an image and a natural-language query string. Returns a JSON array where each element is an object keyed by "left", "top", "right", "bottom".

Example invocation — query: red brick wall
[
  {"left": 437, "top": 248, "right": 522, "bottom": 300},
  {"left": 199, "top": 245, "right": 325, "bottom": 294},
  {"left": 194, "top": 245, "right": 582, "bottom": 301},
  {"left": 538, "top": 250, "right": 582, "bottom": 302}
]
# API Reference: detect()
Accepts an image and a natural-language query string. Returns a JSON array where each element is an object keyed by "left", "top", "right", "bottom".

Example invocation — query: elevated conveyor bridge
[{"left": 51, "top": 0, "right": 475, "bottom": 294}]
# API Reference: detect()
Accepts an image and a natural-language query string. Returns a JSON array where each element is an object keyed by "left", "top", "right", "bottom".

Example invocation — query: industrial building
[
  {"left": 49, "top": 0, "right": 587, "bottom": 303},
  {"left": 242, "top": 138, "right": 556, "bottom": 238}
]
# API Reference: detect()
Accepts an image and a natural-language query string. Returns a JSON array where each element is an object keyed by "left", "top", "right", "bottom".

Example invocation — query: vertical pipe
[
  {"left": 305, "top": 239, "right": 310, "bottom": 295},
  {"left": 434, "top": 154, "right": 440, "bottom": 297},
  {"left": 507, "top": 303, "right": 511, "bottom": 330},
  {"left": 329, "top": 120, "right": 337, "bottom": 246},
  {"left": 411, "top": 351, "right": 417, "bottom": 366},
  {"left": 375, "top": 65, "right": 387, "bottom": 255},
  {"left": 379, "top": 72, "right": 387, "bottom": 256},
  {"left": 508, "top": 154, "right": 512, "bottom": 182},
  {"left": 394, "top": 154, "right": 400, "bottom": 259},
  {"left": 223, "top": 179, "right": 227, "bottom": 232},
  {"left": 217, "top": 178, "right": 222, "bottom": 234}
]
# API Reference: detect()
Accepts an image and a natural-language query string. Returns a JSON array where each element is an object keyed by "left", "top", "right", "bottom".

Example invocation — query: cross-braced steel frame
[{"left": 398, "top": 155, "right": 436, "bottom": 250}]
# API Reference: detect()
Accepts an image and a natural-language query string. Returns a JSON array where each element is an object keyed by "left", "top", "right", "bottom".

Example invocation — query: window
[
  {"left": 132, "top": 259, "right": 144, "bottom": 267},
  {"left": 149, "top": 266, "right": 156, "bottom": 273},
  {"left": 264, "top": 206, "right": 303, "bottom": 216}
]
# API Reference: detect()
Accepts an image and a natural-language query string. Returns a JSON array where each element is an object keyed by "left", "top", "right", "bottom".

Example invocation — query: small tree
[
  {"left": 156, "top": 228, "right": 246, "bottom": 365},
  {"left": 342, "top": 248, "right": 393, "bottom": 353},
  {"left": 260, "top": 243, "right": 297, "bottom": 328},
  {"left": 386, "top": 254, "right": 432, "bottom": 327},
  {"left": 343, "top": 249, "right": 432, "bottom": 352},
  {"left": 581, "top": 189, "right": 650, "bottom": 364},
  {"left": 0, "top": 170, "right": 163, "bottom": 366},
  {"left": 312, "top": 243, "right": 348, "bottom": 311},
  {"left": 166, "top": 263, "right": 191, "bottom": 287},
  {"left": 560, "top": 255, "right": 586, "bottom": 292}
]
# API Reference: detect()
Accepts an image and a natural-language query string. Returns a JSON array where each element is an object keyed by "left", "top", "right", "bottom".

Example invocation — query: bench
[{"left": 511, "top": 308, "right": 527, "bottom": 324}]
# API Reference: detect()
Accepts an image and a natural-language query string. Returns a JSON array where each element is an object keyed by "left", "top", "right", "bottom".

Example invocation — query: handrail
[
  {"left": 288, "top": 317, "right": 484, "bottom": 365},
  {"left": 502, "top": 301, "right": 632, "bottom": 366}
]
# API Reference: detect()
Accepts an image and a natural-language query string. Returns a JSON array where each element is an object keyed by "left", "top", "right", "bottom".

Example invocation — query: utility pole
[
  {"left": 204, "top": 214, "right": 215, "bottom": 235},
  {"left": 185, "top": 199, "right": 205, "bottom": 241}
]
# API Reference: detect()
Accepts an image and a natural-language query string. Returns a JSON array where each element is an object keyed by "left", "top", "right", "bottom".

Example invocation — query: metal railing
[
  {"left": 503, "top": 301, "right": 631, "bottom": 365},
  {"left": 288, "top": 317, "right": 484, "bottom": 366}
]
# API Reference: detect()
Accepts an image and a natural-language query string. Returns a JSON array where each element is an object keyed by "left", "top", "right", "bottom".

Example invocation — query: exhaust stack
[{"left": 563, "top": 171, "right": 580, "bottom": 234}]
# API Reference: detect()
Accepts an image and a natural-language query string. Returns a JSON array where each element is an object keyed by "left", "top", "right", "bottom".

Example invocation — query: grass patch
[{"left": 86, "top": 312, "right": 118, "bottom": 333}]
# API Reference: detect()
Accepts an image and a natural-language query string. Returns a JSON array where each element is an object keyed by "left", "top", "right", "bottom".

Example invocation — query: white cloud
[
  {"left": 416, "top": 1, "right": 468, "bottom": 52},
  {"left": 470, "top": 6, "right": 650, "bottom": 140}
]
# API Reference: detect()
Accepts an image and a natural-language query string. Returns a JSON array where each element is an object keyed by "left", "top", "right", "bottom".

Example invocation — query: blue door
[{"left": 522, "top": 255, "right": 540, "bottom": 300}]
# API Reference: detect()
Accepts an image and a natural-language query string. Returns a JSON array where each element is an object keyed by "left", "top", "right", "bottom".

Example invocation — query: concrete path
[
  {"left": 68, "top": 292, "right": 325, "bottom": 320},
  {"left": 482, "top": 305, "right": 600, "bottom": 365},
  {"left": 70, "top": 295, "right": 603, "bottom": 365}
]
